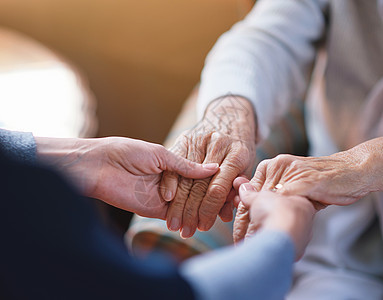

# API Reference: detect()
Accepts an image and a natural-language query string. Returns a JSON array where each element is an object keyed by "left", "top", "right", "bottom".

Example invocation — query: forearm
[
  {"left": 34, "top": 136, "right": 103, "bottom": 194},
  {"left": 180, "top": 230, "right": 295, "bottom": 300},
  {"left": 348, "top": 137, "right": 383, "bottom": 193},
  {"left": 203, "top": 95, "right": 257, "bottom": 142},
  {"left": 198, "top": 0, "right": 327, "bottom": 139},
  {"left": 35, "top": 136, "right": 91, "bottom": 165}
]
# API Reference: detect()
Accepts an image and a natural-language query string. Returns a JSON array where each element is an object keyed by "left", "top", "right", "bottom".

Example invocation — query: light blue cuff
[{"left": 180, "top": 229, "right": 295, "bottom": 300}]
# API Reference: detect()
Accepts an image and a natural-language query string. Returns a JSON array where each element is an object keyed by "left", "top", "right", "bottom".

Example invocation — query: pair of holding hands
[
  {"left": 35, "top": 95, "right": 382, "bottom": 256},
  {"left": 34, "top": 131, "right": 315, "bottom": 258},
  {"left": 161, "top": 96, "right": 382, "bottom": 252}
]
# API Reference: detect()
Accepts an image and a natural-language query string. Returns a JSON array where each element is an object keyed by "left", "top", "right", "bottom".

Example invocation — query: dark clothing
[{"left": 0, "top": 144, "right": 193, "bottom": 299}]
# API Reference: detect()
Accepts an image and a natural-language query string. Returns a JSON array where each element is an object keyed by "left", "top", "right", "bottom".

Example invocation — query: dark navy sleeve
[
  {"left": 0, "top": 129, "right": 36, "bottom": 163},
  {"left": 0, "top": 152, "right": 194, "bottom": 300}
]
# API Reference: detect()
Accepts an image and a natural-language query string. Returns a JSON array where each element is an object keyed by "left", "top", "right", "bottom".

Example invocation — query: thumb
[
  {"left": 250, "top": 160, "right": 268, "bottom": 192},
  {"left": 238, "top": 183, "right": 258, "bottom": 208},
  {"left": 162, "top": 149, "right": 219, "bottom": 179}
]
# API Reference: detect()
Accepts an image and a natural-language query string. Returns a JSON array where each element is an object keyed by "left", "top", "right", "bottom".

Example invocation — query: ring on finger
[{"left": 270, "top": 183, "right": 283, "bottom": 192}]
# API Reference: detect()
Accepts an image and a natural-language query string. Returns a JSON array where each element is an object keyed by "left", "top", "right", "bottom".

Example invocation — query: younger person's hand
[
  {"left": 35, "top": 136, "right": 219, "bottom": 219},
  {"left": 234, "top": 184, "right": 317, "bottom": 260}
]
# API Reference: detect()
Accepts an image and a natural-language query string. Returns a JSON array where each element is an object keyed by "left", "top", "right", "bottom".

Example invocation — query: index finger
[{"left": 249, "top": 159, "right": 268, "bottom": 191}]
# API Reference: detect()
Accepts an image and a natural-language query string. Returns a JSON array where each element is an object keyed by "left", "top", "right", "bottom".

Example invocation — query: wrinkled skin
[
  {"left": 234, "top": 137, "right": 383, "bottom": 244},
  {"left": 161, "top": 95, "right": 257, "bottom": 238}
]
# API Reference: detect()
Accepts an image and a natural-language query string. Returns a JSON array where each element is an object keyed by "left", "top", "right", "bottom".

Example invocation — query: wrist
[
  {"left": 35, "top": 136, "right": 104, "bottom": 194},
  {"left": 34, "top": 136, "right": 99, "bottom": 172},
  {"left": 203, "top": 95, "right": 258, "bottom": 142},
  {"left": 35, "top": 137, "right": 81, "bottom": 163},
  {"left": 356, "top": 138, "right": 383, "bottom": 192}
]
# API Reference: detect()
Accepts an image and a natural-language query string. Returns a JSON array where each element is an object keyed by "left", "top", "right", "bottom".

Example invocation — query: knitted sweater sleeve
[
  {"left": 0, "top": 129, "right": 36, "bottom": 163},
  {"left": 197, "top": 0, "right": 328, "bottom": 139}
]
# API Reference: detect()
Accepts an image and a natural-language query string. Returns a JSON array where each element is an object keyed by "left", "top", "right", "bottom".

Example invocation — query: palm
[{"left": 90, "top": 156, "right": 168, "bottom": 219}]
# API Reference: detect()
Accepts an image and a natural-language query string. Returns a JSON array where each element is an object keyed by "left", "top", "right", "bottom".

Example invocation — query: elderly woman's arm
[{"left": 162, "top": 0, "right": 328, "bottom": 237}]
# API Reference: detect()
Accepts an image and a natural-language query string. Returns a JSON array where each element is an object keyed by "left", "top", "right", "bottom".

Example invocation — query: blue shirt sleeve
[
  {"left": 180, "top": 229, "right": 295, "bottom": 300},
  {"left": 0, "top": 129, "right": 36, "bottom": 163}
]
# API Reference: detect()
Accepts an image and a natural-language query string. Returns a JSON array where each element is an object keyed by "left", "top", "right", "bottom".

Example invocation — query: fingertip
[
  {"left": 239, "top": 183, "right": 258, "bottom": 207},
  {"left": 233, "top": 176, "right": 250, "bottom": 192},
  {"left": 239, "top": 183, "right": 256, "bottom": 194},
  {"left": 160, "top": 173, "right": 178, "bottom": 201},
  {"left": 180, "top": 226, "right": 196, "bottom": 239},
  {"left": 161, "top": 189, "right": 173, "bottom": 202},
  {"left": 167, "top": 217, "right": 181, "bottom": 232},
  {"left": 160, "top": 185, "right": 175, "bottom": 202},
  {"left": 219, "top": 202, "right": 234, "bottom": 222},
  {"left": 219, "top": 212, "right": 233, "bottom": 223},
  {"left": 196, "top": 162, "right": 219, "bottom": 178},
  {"left": 202, "top": 162, "right": 219, "bottom": 171},
  {"left": 178, "top": 161, "right": 219, "bottom": 179},
  {"left": 197, "top": 219, "right": 215, "bottom": 232},
  {"left": 233, "top": 195, "right": 241, "bottom": 208}
]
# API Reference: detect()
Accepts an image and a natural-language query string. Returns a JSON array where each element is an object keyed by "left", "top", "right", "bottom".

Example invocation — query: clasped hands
[
  {"left": 35, "top": 94, "right": 381, "bottom": 260},
  {"left": 160, "top": 96, "right": 382, "bottom": 259}
]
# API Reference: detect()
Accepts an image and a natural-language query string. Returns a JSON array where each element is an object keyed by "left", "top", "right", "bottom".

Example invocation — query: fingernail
[
  {"left": 164, "top": 190, "right": 173, "bottom": 201},
  {"left": 240, "top": 183, "right": 255, "bottom": 193},
  {"left": 202, "top": 163, "right": 219, "bottom": 170},
  {"left": 180, "top": 226, "right": 191, "bottom": 239},
  {"left": 197, "top": 222, "right": 210, "bottom": 232},
  {"left": 169, "top": 218, "right": 180, "bottom": 231}
]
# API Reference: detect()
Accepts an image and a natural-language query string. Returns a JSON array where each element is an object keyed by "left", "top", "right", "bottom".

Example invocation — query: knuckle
[
  {"left": 226, "top": 153, "right": 247, "bottom": 171},
  {"left": 208, "top": 138, "right": 228, "bottom": 154},
  {"left": 207, "top": 183, "right": 229, "bottom": 203},
  {"left": 238, "top": 145, "right": 251, "bottom": 160},
  {"left": 211, "top": 131, "right": 224, "bottom": 141},
  {"left": 168, "top": 200, "right": 184, "bottom": 212},
  {"left": 163, "top": 170, "right": 178, "bottom": 180},
  {"left": 253, "top": 167, "right": 265, "bottom": 179},
  {"left": 155, "top": 144, "right": 166, "bottom": 152},
  {"left": 259, "top": 158, "right": 271, "bottom": 166},
  {"left": 174, "top": 181, "right": 193, "bottom": 201},
  {"left": 274, "top": 154, "right": 291, "bottom": 164},
  {"left": 183, "top": 205, "right": 198, "bottom": 221},
  {"left": 289, "top": 159, "right": 301, "bottom": 170},
  {"left": 190, "top": 180, "right": 210, "bottom": 197},
  {"left": 256, "top": 159, "right": 270, "bottom": 171},
  {"left": 171, "top": 137, "right": 188, "bottom": 155}
]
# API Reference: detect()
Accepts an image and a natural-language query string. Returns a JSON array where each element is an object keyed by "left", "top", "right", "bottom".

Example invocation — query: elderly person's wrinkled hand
[
  {"left": 235, "top": 185, "right": 317, "bottom": 260},
  {"left": 233, "top": 138, "right": 383, "bottom": 244},
  {"left": 249, "top": 138, "right": 383, "bottom": 206},
  {"left": 161, "top": 95, "right": 257, "bottom": 238},
  {"left": 35, "top": 136, "right": 219, "bottom": 219}
]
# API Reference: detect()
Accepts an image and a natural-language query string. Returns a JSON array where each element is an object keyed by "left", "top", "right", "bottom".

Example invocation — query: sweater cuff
[{"left": 0, "top": 129, "right": 37, "bottom": 164}]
